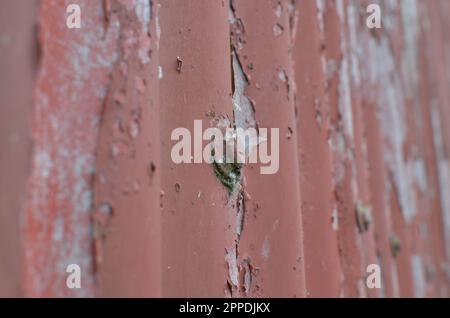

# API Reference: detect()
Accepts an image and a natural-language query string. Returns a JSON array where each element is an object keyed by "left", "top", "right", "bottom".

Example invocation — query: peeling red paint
[
  {"left": 229, "top": 0, "right": 306, "bottom": 298},
  {"left": 93, "top": 0, "right": 162, "bottom": 297},
  {"left": 0, "top": 0, "right": 37, "bottom": 297},
  {"left": 1, "top": 0, "right": 450, "bottom": 298},
  {"left": 23, "top": 0, "right": 120, "bottom": 297}
]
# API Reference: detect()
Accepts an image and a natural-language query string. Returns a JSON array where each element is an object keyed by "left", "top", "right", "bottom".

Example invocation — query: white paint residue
[
  {"left": 35, "top": 151, "right": 53, "bottom": 179},
  {"left": 347, "top": 2, "right": 361, "bottom": 87},
  {"left": 225, "top": 248, "right": 239, "bottom": 287},
  {"left": 25, "top": 1, "right": 122, "bottom": 296},
  {"left": 52, "top": 217, "right": 64, "bottom": 242},
  {"left": 431, "top": 104, "right": 450, "bottom": 260},
  {"left": 336, "top": 0, "right": 354, "bottom": 142},
  {"left": 336, "top": 0, "right": 345, "bottom": 20},
  {"left": 332, "top": 208, "right": 339, "bottom": 231},
  {"left": 413, "top": 159, "right": 428, "bottom": 193},
  {"left": 412, "top": 255, "right": 425, "bottom": 298},
  {"left": 316, "top": 0, "right": 325, "bottom": 34},
  {"left": 400, "top": 0, "right": 419, "bottom": 98},
  {"left": 135, "top": 0, "right": 152, "bottom": 64},
  {"left": 232, "top": 51, "right": 257, "bottom": 132},
  {"left": 371, "top": 37, "right": 417, "bottom": 223},
  {"left": 135, "top": 0, "right": 151, "bottom": 29},
  {"left": 155, "top": 4, "right": 161, "bottom": 50},
  {"left": 261, "top": 236, "right": 270, "bottom": 261},
  {"left": 338, "top": 57, "right": 354, "bottom": 141},
  {"left": 228, "top": 4, "right": 236, "bottom": 24}
]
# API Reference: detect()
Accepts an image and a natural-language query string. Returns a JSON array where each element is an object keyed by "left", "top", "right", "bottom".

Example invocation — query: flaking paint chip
[
  {"left": 176, "top": 56, "right": 183, "bottom": 73},
  {"left": 390, "top": 234, "right": 401, "bottom": 258},
  {"left": 272, "top": 23, "right": 284, "bottom": 37},
  {"left": 355, "top": 202, "right": 371, "bottom": 233}
]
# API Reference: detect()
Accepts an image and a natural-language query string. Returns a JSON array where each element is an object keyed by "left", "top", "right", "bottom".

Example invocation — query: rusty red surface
[{"left": 1, "top": 0, "right": 450, "bottom": 298}]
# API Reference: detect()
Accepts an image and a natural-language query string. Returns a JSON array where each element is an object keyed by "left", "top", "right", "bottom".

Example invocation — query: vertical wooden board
[
  {"left": 159, "top": 0, "right": 235, "bottom": 297},
  {"left": 23, "top": 0, "right": 119, "bottom": 297},
  {"left": 93, "top": 0, "right": 162, "bottom": 297},
  {"left": 0, "top": 0, "right": 37, "bottom": 297}
]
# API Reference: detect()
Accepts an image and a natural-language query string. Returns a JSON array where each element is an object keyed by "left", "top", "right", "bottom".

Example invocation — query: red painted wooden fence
[{"left": 1, "top": 0, "right": 450, "bottom": 297}]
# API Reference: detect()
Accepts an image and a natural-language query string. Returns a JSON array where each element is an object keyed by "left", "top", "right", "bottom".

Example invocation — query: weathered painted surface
[
  {"left": 23, "top": 0, "right": 120, "bottom": 297},
  {"left": 0, "top": 0, "right": 450, "bottom": 297},
  {"left": 158, "top": 0, "right": 235, "bottom": 297},
  {"left": 0, "top": 0, "right": 37, "bottom": 297},
  {"left": 93, "top": 0, "right": 162, "bottom": 297},
  {"left": 229, "top": 0, "right": 305, "bottom": 297}
]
